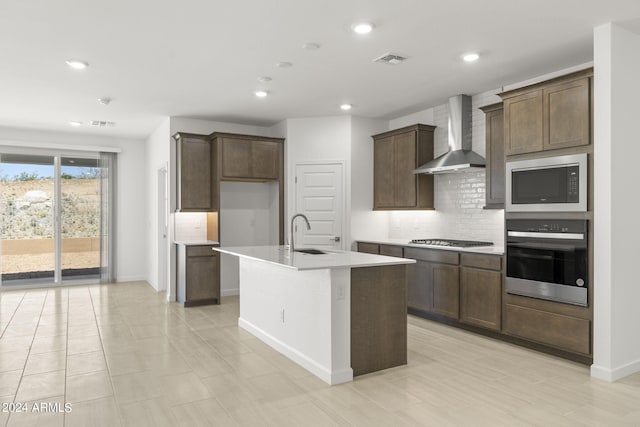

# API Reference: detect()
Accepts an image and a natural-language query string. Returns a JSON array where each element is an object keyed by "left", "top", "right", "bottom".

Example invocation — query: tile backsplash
[
  {"left": 387, "top": 89, "right": 505, "bottom": 246},
  {"left": 174, "top": 212, "right": 208, "bottom": 242}
]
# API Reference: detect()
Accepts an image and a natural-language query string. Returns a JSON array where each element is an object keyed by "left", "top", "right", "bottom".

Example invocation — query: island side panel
[
  {"left": 351, "top": 264, "right": 408, "bottom": 376},
  {"left": 237, "top": 257, "right": 353, "bottom": 385}
]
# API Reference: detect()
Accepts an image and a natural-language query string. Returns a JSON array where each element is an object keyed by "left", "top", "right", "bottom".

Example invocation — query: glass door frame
[{"left": 0, "top": 146, "right": 102, "bottom": 288}]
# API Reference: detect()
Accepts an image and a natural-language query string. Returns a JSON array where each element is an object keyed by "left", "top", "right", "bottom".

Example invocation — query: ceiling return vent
[
  {"left": 373, "top": 52, "right": 408, "bottom": 65},
  {"left": 89, "top": 120, "right": 116, "bottom": 127}
]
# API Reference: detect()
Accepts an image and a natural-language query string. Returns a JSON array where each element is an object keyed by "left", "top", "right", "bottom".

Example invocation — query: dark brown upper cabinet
[
  {"left": 215, "top": 135, "right": 282, "bottom": 181},
  {"left": 500, "top": 69, "right": 592, "bottom": 156},
  {"left": 174, "top": 132, "right": 217, "bottom": 212},
  {"left": 372, "top": 124, "right": 436, "bottom": 210},
  {"left": 479, "top": 103, "right": 505, "bottom": 209}
]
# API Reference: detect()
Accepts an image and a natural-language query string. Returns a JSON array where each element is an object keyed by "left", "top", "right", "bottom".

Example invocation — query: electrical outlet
[
  {"left": 280, "top": 309, "right": 285, "bottom": 323},
  {"left": 337, "top": 284, "right": 345, "bottom": 300}
]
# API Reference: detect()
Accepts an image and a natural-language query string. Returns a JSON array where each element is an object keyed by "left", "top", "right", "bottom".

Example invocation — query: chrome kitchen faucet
[{"left": 290, "top": 213, "right": 311, "bottom": 252}]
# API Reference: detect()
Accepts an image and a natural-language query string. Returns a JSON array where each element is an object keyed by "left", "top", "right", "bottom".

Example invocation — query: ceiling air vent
[
  {"left": 89, "top": 120, "right": 116, "bottom": 127},
  {"left": 373, "top": 52, "right": 408, "bottom": 65}
]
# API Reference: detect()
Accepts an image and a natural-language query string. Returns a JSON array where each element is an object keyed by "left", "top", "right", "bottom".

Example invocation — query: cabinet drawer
[
  {"left": 186, "top": 246, "right": 216, "bottom": 257},
  {"left": 504, "top": 304, "right": 591, "bottom": 355},
  {"left": 404, "top": 248, "right": 459, "bottom": 265},
  {"left": 379, "top": 245, "right": 403, "bottom": 257},
  {"left": 460, "top": 253, "right": 502, "bottom": 271},
  {"left": 358, "top": 242, "right": 379, "bottom": 254}
]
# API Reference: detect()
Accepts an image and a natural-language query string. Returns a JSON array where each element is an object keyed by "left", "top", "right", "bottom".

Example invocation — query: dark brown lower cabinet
[
  {"left": 460, "top": 254, "right": 503, "bottom": 331},
  {"left": 504, "top": 304, "right": 591, "bottom": 355},
  {"left": 357, "top": 242, "right": 379, "bottom": 255},
  {"left": 379, "top": 244, "right": 403, "bottom": 257},
  {"left": 407, "top": 260, "right": 433, "bottom": 313},
  {"left": 357, "top": 241, "right": 592, "bottom": 363},
  {"left": 407, "top": 260, "right": 459, "bottom": 319},
  {"left": 431, "top": 264, "right": 459, "bottom": 318},
  {"left": 460, "top": 267, "right": 502, "bottom": 331},
  {"left": 178, "top": 245, "right": 220, "bottom": 307},
  {"left": 351, "top": 264, "right": 407, "bottom": 376}
]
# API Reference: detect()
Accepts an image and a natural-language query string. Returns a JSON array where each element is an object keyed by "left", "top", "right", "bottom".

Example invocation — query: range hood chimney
[{"left": 414, "top": 94, "right": 486, "bottom": 174}]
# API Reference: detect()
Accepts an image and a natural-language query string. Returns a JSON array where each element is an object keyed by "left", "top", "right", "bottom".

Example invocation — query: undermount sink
[{"left": 295, "top": 248, "right": 326, "bottom": 255}]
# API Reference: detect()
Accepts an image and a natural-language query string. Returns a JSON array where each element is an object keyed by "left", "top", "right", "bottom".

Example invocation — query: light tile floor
[{"left": 1, "top": 281, "right": 639, "bottom": 426}]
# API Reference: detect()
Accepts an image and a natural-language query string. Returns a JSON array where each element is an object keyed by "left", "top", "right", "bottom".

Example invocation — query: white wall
[
  {"left": 145, "top": 117, "right": 170, "bottom": 290},
  {"left": 592, "top": 23, "right": 640, "bottom": 381},
  {"left": 146, "top": 117, "right": 273, "bottom": 299},
  {"left": 385, "top": 91, "right": 505, "bottom": 246},
  {"left": 349, "top": 116, "right": 388, "bottom": 248},
  {"left": 0, "top": 125, "right": 147, "bottom": 282},
  {"left": 284, "top": 116, "right": 351, "bottom": 248}
]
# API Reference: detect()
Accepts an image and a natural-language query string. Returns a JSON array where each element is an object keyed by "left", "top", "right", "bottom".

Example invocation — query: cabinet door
[
  {"left": 394, "top": 131, "right": 417, "bottom": 207},
  {"left": 407, "top": 260, "right": 433, "bottom": 313},
  {"left": 357, "top": 242, "right": 379, "bottom": 254},
  {"left": 179, "top": 136, "right": 214, "bottom": 211},
  {"left": 460, "top": 267, "right": 502, "bottom": 330},
  {"left": 431, "top": 264, "right": 460, "bottom": 319},
  {"left": 485, "top": 108, "right": 505, "bottom": 208},
  {"left": 252, "top": 140, "right": 279, "bottom": 180},
  {"left": 221, "top": 138, "right": 252, "bottom": 178},
  {"left": 379, "top": 244, "right": 403, "bottom": 257},
  {"left": 504, "top": 304, "right": 590, "bottom": 355},
  {"left": 504, "top": 90, "right": 543, "bottom": 155},
  {"left": 185, "top": 249, "right": 219, "bottom": 303},
  {"left": 374, "top": 136, "right": 395, "bottom": 208},
  {"left": 543, "top": 78, "right": 590, "bottom": 150}
]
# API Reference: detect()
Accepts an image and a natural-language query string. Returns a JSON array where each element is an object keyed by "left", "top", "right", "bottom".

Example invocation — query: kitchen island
[{"left": 213, "top": 245, "right": 415, "bottom": 385}]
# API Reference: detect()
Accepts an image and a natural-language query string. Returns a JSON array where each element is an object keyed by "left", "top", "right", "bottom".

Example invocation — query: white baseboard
[
  {"left": 221, "top": 288, "right": 239, "bottom": 297},
  {"left": 591, "top": 358, "right": 640, "bottom": 382},
  {"left": 115, "top": 275, "right": 147, "bottom": 283},
  {"left": 238, "top": 317, "right": 352, "bottom": 385}
]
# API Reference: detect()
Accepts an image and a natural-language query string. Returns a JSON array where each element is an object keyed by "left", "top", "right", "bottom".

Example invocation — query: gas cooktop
[{"left": 409, "top": 239, "right": 494, "bottom": 248}]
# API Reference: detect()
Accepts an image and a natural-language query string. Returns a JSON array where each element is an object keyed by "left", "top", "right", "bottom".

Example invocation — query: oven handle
[{"left": 507, "top": 231, "right": 585, "bottom": 240}]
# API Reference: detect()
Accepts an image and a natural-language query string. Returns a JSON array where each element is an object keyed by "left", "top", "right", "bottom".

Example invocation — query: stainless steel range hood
[{"left": 414, "top": 94, "right": 485, "bottom": 174}]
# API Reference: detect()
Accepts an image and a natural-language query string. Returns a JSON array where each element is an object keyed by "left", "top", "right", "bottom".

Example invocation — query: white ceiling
[{"left": 1, "top": 0, "right": 640, "bottom": 140}]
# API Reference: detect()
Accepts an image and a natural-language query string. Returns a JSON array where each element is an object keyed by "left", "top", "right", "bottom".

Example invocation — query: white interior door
[
  {"left": 157, "top": 167, "right": 168, "bottom": 292},
  {"left": 294, "top": 163, "right": 343, "bottom": 250}
]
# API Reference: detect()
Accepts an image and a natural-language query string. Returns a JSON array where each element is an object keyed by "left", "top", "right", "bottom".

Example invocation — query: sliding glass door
[
  {"left": 0, "top": 150, "right": 114, "bottom": 287},
  {"left": 0, "top": 154, "right": 56, "bottom": 282},
  {"left": 60, "top": 156, "right": 102, "bottom": 281}
]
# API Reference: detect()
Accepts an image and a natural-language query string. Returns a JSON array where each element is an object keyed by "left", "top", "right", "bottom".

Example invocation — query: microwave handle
[{"left": 507, "top": 231, "right": 585, "bottom": 240}]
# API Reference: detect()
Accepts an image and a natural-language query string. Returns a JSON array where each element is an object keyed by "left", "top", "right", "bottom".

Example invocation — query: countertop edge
[
  {"left": 174, "top": 240, "right": 220, "bottom": 246},
  {"left": 356, "top": 239, "right": 505, "bottom": 255},
  {"left": 214, "top": 246, "right": 416, "bottom": 271}
]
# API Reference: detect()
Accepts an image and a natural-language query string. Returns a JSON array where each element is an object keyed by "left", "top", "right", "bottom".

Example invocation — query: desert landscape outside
[{"left": 0, "top": 169, "right": 101, "bottom": 283}]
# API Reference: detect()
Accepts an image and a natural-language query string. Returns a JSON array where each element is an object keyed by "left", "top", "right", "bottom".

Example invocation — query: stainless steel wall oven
[{"left": 506, "top": 219, "right": 588, "bottom": 306}]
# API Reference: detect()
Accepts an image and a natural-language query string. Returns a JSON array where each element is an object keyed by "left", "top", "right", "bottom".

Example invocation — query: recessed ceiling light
[
  {"left": 276, "top": 62, "right": 293, "bottom": 68},
  {"left": 255, "top": 90, "right": 269, "bottom": 98},
  {"left": 98, "top": 97, "right": 111, "bottom": 105},
  {"left": 65, "top": 60, "right": 88, "bottom": 70},
  {"left": 257, "top": 76, "right": 272, "bottom": 83},
  {"left": 340, "top": 104, "right": 352, "bottom": 111},
  {"left": 352, "top": 22, "right": 374, "bottom": 34},
  {"left": 69, "top": 121, "right": 83, "bottom": 127},
  {"left": 462, "top": 53, "right": 480, "bottom": 62},
  {"left": 302, "top": 42, "right": 321, "bottom": 50}
]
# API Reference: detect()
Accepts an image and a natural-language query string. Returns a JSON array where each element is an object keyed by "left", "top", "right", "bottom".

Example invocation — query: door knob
[{"left": 332, "top": 236, "right": 341, "bottom": 242}]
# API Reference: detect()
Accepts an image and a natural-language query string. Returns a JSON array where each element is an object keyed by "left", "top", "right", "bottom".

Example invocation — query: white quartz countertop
[
  {"left": 174, "top": 240, "right": 220, "bottom": 246},
  {"left": 213, "top": 245, "right": 416, "bottom": 271},
  {"left": 358, "top": 239, "right": 505, "bottom": 255}
]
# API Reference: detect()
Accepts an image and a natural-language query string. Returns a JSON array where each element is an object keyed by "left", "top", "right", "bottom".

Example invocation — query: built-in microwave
[{"left": 506, "top": 153, "right": 587, "bottom": 212}]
